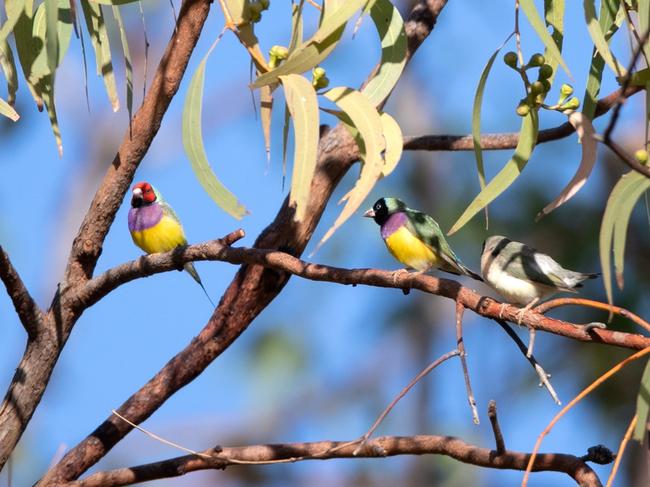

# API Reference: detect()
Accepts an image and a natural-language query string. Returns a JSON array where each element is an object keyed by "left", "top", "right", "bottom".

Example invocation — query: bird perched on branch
[
  {"left": 363, "top": 197, "right": 482, "bottom": 281},
  {"left": 128, "top": 181, "right": 215, "bottom": 306},
  {"left": 480, "top": 235, "right": 599, "bottom": 319}
]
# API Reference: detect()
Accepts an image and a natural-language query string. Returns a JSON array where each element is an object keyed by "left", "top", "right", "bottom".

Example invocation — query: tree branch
[
  {"left": 0, "top": 246, "right": 42, "bottom": 338},
  {"left": 0, "top": 0, "right": 214, "bottom": 471},
  {"left": 402, "top": 85, "right": 642, "bottom": 152},
  {"left": 40, "top": 1, "right": 451, "bottom": 483},
  {"left": 67, "top": 435, "right": 602, "bottom": 487},
  {"left": 75, "top": 239, "right": 650, "bottom": 351}
]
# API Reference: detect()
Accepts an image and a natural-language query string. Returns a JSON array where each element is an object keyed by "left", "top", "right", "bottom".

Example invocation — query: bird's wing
[
  {"left": 404, "top": 209, "right": 466, "bottom": 274},
  {"left": 499, "top": 243, "right": 573, "bottom": 291},
  {"left": 159, "top": 201, "right": 188, "bottom": 245}
]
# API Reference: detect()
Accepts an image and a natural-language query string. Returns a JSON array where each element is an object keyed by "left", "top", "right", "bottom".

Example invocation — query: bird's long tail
[
  {"left": 459, "top": 263, "right": 484, "bottom": 282},
  {"left": 184, "top": 262, "right": 216, "bottom": 307}
]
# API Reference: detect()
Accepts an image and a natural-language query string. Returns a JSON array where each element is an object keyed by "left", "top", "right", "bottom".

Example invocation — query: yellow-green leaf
[
  {"left": 543, "top": 0, "right": 564, "bottom": 87},
  {"left": 81, "top": 0, "right": 119, "bottom": 111},
  {"left": 280, "top": 74, "right": 320, "bottom": 222},
  {"left": 583, "top": 0, "right": 626, "bottom": 76},
  {"left": 0, "top": 0, "right": 27, "bottom": 47},
  {"left": 315, "top": 86, "right": 385, "bottom": 249},
  {"left": 520, "top": 0, "right": 571, "bottom": 76},
  {"left": 0, "top": 96, "right": 19, "bottom": 121},
  {"left": 288, "top": 0, "right": 305, "bottom": 54},
  {"left": 380, "top": 111, "right": 402, "bottom": 177},
  {"left": 183, "top": 44, "right": 248, "bottom": 220},
  {"left": 449, "top": 110, "right": 539, "bottom": 235},
  {"left": 0, "top": 39, "right": 18, "bottom": 105},
  {"left": 599, "top": 171, "right": 650, "bottom": 304},
  {"left": 260, "top": 84, "right": 274, "bottom": 166},
  {"left": 633, "top": 359, "right": 650, "bottom": 442},
  {"left": 112, "top": 5, "right": 133, "bottom": 123},
  {"left": 360, "top": 0, "right": 406, "bottom": 106}
]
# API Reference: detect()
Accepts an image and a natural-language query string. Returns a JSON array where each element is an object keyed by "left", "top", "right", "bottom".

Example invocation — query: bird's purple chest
[
  {"left": 128, "top": 204, "right": 163, "bottom": 232},
  {"left": 380, "top": 212, "right": 408, "bottom": 239}
]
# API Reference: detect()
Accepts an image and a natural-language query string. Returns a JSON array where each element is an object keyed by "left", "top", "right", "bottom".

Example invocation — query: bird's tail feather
[
  {"left": 184, "top": 263, "right": 216, "bottom": 307},
  {"left": 460, "top": 264, "right": 484, "bottom": 282}
]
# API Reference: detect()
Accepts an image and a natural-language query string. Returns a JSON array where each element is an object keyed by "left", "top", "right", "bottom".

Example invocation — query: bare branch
[
  {"left": 455, "top": 301, "right": 479, "bottom": 424},
  {"left": 403, "top": 85, "right": 642, "bottom": 152},
  {"left": 488, "top": 400, "right": 505, "bottom": 455},
  {"left": 0, "top": 246, "right": 43, "bottom": 338},
  {"left": 67, "top": 435, "right": 602, "bottom": 487}
]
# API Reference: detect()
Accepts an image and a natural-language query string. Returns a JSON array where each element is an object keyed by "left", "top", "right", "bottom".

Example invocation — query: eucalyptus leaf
[{"left": 520, "top": 0, "right": 571, "bottom": 76}]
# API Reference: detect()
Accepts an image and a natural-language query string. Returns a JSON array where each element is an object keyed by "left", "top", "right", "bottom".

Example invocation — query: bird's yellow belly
[
  {"left": 384, "top": 227, "right": 438, "bottom": 271},
  {"left": 130, "top": 216, "right": 187, "bottom": 254}
]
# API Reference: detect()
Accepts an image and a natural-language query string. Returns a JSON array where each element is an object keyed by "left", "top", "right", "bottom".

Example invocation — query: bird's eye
[{"left": 375, "top": 203, "right": 381, "bottom": 210}]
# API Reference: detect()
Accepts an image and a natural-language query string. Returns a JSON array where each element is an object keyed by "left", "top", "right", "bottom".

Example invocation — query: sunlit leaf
[
  {"left": 89, "top": 0, "right": 140, "bottom": 4},
  {"left": 520, "top": 0, "right": 571, "bottom": 76},
  {"left": 315, "top": 86, "right": 385, "bottom": 249},
  {"left": 223, "top": 0, "right": 249, "bottom": 26},
  {"left": 449, "top": 110, "right": 539, "bottom": 235},
  {"left": 81, "top": 0, "right": 119, "bottom": 111},
  {"left": 112, "top": 5, "right": 133, "bottom": 124},
  {"left": 183, "top": 43, "right": 248, "bottom": 219},
  {"left": 260, "top": 84, "right": 274, "bottom": 166},
  {"left": 379, "top": 111, "right": 402, "bottom": 177},
  {"left": 583, "top": 0, "right": 626, "bottom": 76},
  {"left": 633, "top": 359, "right": 650, "bottom": 442},
  {"left": 279, "top": 74, "right": 320, "bottom": 222},
  {"left": 543, "top": 0, "right": 564, "bottom": 86},
  {"left": 0, "top": 40, "right": 18, "bottom": 105},
  {"left": 282, "top": 102, "right": 290, "bottom": 190},
  {"left": 288, "top": 0, "right": 305, "bottom": 54},
  {"left": 0, "top": 96, "right": 19, "bottom": 121},
  {"left": 251, "top": 0, "right": 354, "bottom": 89},
  {"left": 536, "top": 111, "right": 597, "bottom": 220},
  {"left": 0, "top": 0, "right": 27, "bottom": 47},
  {"left": 45, "top": 0, "right": 59, "bottom": 73},
  {"left": 599, "top": 171, "right": 650, "bottom": 304},
  {"left": 360, "top": 0, "right": 406, "bottom": 106}
]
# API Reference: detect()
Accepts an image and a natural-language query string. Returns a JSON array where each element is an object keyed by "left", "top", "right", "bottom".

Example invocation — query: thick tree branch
[
  {"left": 75, "top": 239, "right": 650, "bottom": 351},
  {"left": 403, "top": 85, "right": 642, "bottom": 152},
  {"left": 68, "top": 435, "right": 602, "bottom": 487},
  {"left": 0, "top": 246, "right": 42, "bottom": 338},
  {"left": 40, "top": 2, "right": 450, "bottom": 483},
  {"left": 0, "top": 0, "right": 214, "bottom": 470}
]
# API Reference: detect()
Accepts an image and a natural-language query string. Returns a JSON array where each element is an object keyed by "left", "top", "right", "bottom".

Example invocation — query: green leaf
[
  {"left": 599, "top": 171, "right": 650, "bottom": 304},
  {"left": 183, "top": 43, "right": 248, "bottom": 220},
  {"left": 0, "top": 96, "right": 19, "bottom": 121},
  {"left": 379, "top": 111, "right": 402, "bottom": 177},
  {"left": 633, "top": 359, "right": 650, "bottom": 442},
  {"left": 251, "top": 0, "right": 354, "bottom": 89},
  {"left": 543, "top": 0, "right": 565, "bottom": 86},
  {"left": 471, "top": 35, "right": 513, "bottom": 227},
  {"left": 288, "top": 0, "right": 305, "bottom": 54},
  {"left": 81, "top": 0, "right": 119, "bottom": 111},
  {"left": 279, "top": 74, "right": 320, "bottom": 222},
  {"left": 89, "top": 0, "right": 140, "bottom": 4},
  {"left": 312, "top": 0, "right": 371, "bottom": 43},
  {"left": 360, "top": 0, "right": 406, "bottom": 106},
  {"left": 260, "top": 84, "right": 274, "bottom": 166},
  {"left": 449, "top": 110, "right": 539, "bottom": 235},
  {"left": 520, "top": 0, "right": 571, "bottom": 76},
  {"left": 0, "top": 39, "right": 18, "bottom": 105},
  {"left": 582, "top": 0, "right": 621, "bottom": 118},
  {"left": 315, "top": 86, "right": 385, "bottom": 250},
  {"left": 629, "top": 68, "right": 650, "bottom": 87},
  {"left": 0, "top": 0, "right": 27, "bottom": 47},
  {"left": 112, "top": 5, "right": 133, "bottom": 124},
  {"left": 45, "top": 0, "right": 58, "bottom": 73},
  {"left": 583, "top": 0, "right": 626, "bottom": 76},
  {"left": 282, "top": 102, "right": 290, "bottom": 189}
]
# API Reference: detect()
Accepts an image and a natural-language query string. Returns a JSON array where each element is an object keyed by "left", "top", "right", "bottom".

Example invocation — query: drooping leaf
[
  {"left": 288, "top": 0, "right": 305, "bottom": 54},
  {"left": 0, "top": 39, "right": 18, "bottom": 105},
  {"left": 583, "top": 0, "right": 626, "bottom": 76},
  {"left": 260, "top": 84, "right": 274, "bottom": 166},
  {"left": 223, "top": 0, "right": 249, "bottom": 26},
  {"left": 360, "top": 0, "right": 406, "bottom": 106},
  {"left": 471, "top": 34, "right": 513, "bottom": 227},
  {"left": 582, "top": 0, "right": 621, "bottom": 117},
  {"left": 112, "top": 5, "right": 133, "bottom": 124},
  {"left": 536, "top": 111, "right": 597, "bottom": 220},
  {"left": 379, "top": 111, "right": 402, "bottom": 177},
  {"left": 449, "top": 110, "right": 539, "bottom": 235},
  {"left": 543, "top": 0, "right": 565, "bottom": 86},
  {"left": 0, "top": 96, "right": 19, "bottom": 121},
  {"left": 279, "top": 74, "right": 320, "bottom": 222},
  {"left": 599, "top": 171, "right": 650, "bottom": 304},
  {"left": 282, "top": 102, "right": 290, "bottom": 190},
  {"left": 45, "top": 0, "right": 59, "bottom": 73},
  {"left": 183, "top": 43, "right": 248, "bottom": 219},
  {"left": 629, "top": 68, "right": 650, "bottom": 87},
  {"left": 520, "top": 0, "right": 571, "bottom": 76},
  {"left": 251, "top": 0, "right": 354, "bottom": 89},
  {"left": 81, "top": 0, "right": 119, "bottom": 111},
  {"left": 315, "top": 86, "right": 385, "bottom": 249},
  {"left": 0, "top": 0, "right": 27, "bottom": 47},
  {"left": 633, "top": 359, "right": 650, "bottom": 442}
]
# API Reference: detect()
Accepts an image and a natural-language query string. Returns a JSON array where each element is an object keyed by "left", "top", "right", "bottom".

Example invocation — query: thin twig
[
  {"left": 495, "top": 319, "right": 561, "bottom": 405},
  {"left": 535, "top": 297, "right": 650, "bottom": 334},
  {"left": 488, "top": 400, "right": 505, "bottom": 455},
  {"left": 605, "top": 413, "right": 637, "bottom": 487},
  {"left": 456, "top": 301, "right": 479, "bottom": 424},
  {"left": 351, "top": 349, "right": 461, "bottom": 455},
  {"left": 522, "top": 347, "right": 650, "bottom": 486}
]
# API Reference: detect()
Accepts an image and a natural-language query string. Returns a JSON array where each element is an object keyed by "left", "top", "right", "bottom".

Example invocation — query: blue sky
[{"left": 1, "top": 1, "right": 648, "bottom": 486}]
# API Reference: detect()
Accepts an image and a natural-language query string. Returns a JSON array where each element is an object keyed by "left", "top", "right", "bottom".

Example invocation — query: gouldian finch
[
  {"left": 481, "top": 235, "right": 599, "bottom": 308},
  {"left": 364, "top": 197, "right": 482, "bottom": 280},
  {"left": 128, "top": 181, "right": 215, "bottom": 306}
]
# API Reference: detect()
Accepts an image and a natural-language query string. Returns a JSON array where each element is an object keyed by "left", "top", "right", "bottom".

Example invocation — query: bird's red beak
[{"left": 363, "top": 208, "right": 375, "bottom": 218}]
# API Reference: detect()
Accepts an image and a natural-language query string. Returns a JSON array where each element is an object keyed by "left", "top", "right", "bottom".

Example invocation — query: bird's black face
[{"left": 364, "top": 198, "right": 388, "bottom": 225}]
